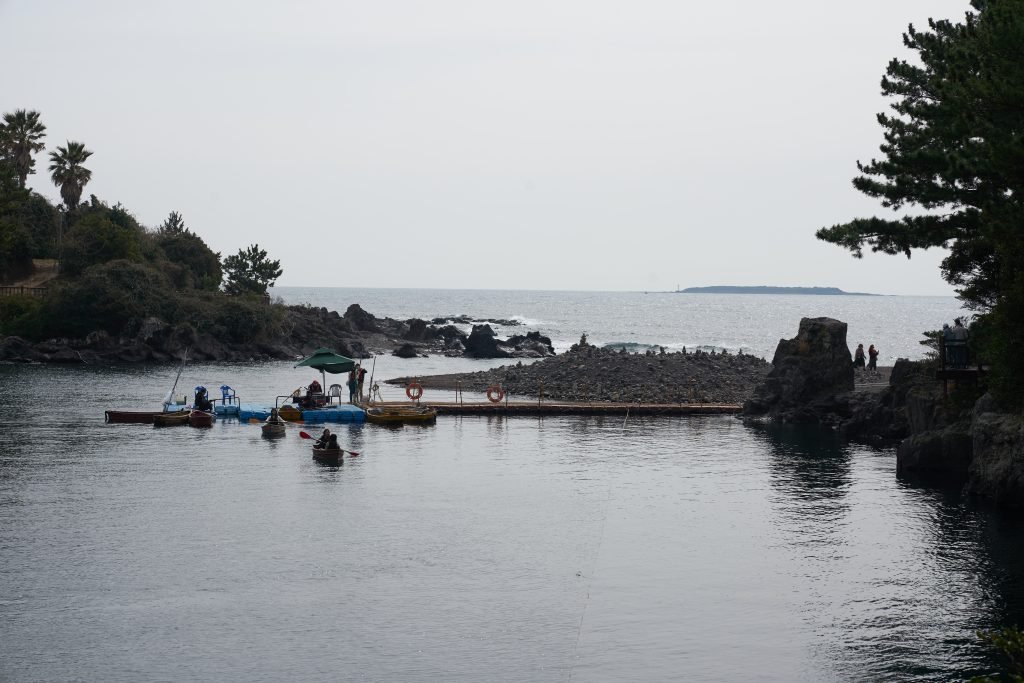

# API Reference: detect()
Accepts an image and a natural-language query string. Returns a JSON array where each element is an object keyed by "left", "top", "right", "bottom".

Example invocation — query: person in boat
[
  {"left": 266, "top": 407, "right": 284, "bottom": 425},
  {"left": 194, "top": 386, "right": 213, "bottom": 412},
  {"left": 327, "top": 433, "right": 340, "bottom": 450},
  {"left": 314, "top": 428, "right": 332, "bottom": 449}
]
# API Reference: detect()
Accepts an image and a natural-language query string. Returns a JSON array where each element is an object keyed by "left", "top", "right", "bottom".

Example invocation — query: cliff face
[{"left": 969, "top": 408, "right": 1024, "bottom": 504}]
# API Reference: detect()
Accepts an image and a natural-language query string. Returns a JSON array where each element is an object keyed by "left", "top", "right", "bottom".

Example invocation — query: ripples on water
[{"left": 3, "top": 364, "right": 1024, "bottom": 682}]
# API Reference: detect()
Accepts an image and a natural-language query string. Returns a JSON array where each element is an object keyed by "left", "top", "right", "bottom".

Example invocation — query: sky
[{"left": 1, "top": 0, "right": 972, "bottom": 294}]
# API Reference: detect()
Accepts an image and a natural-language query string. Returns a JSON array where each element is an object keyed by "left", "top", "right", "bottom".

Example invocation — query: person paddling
[{"left": 314, "top": 428, "right": 331, "bottom": 449}]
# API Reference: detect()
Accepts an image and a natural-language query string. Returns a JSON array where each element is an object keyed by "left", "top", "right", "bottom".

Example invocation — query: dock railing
[{"left": 0, "top": 285, "right": 48, "bottom": 298}]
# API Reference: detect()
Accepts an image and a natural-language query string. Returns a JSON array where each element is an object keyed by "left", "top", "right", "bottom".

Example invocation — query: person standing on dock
[
  {"left": 357, "top": 365, "right": 367, "bottom": 402},
  {"left": 347, "top": 371, "right": 358, "bottom": 404}
]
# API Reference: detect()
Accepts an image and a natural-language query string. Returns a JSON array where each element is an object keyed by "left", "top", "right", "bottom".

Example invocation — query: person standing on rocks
[
  {"left": 867, "top": 344, "right": 878, "bottom": 371},
  {"left": 853, "top": 343, "right": 866, "bottom": 370}
]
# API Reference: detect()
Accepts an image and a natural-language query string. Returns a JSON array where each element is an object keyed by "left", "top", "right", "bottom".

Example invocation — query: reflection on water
[{"left": 2, "top": 364, "right": 1024, "bottom": 682}]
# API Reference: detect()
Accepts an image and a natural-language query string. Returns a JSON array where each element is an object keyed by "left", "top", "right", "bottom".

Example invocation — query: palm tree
[
  {"left": 49, "top": 141, "right": 93, "bottom": 213},
  {"left": 1, "top": 109, "right": 47, "bottom": 189}
]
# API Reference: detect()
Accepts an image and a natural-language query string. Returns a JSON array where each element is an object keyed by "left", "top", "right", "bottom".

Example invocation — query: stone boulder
[
  {"left": 744, "top": 317, "right": 854, "bottom": 418},
  {"left": 465, "top": 324, "right": 504, "bottom": 358},
  {"left": 403, "top": 318, "right": 431, "bottom": 342},
  {"left": 343, "top": 304, "right": 380, "bottom": 333},
  {"left": 505, "top": 331, "right": 556, "bottom": 358},
  {"left": 393, "top": 343, "right": 420, "bottom": 359},
  {"left": 0, "top": 336, "right": 37, "bottom": 362}
]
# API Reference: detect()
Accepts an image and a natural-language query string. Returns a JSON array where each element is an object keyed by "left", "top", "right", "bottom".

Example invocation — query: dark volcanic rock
[
  {"left": 393, "top": 343, "right": 420, "bottom": 359},
  {"left": 465, "top": 324, "right": 502, "bottom": 358},
  {"left": 344, "top": 304, "right": 380, "bottom": 332},
  {"left": 744, "top": 317, "right": 853, "bottom": 419}
]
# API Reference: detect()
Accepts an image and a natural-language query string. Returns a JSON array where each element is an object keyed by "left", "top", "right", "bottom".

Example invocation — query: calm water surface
[
  {"left": 0, "top": 290, "right": 1012, "bottom": 681},
  {"left": 3, "top": 358, "right": 1024, "bottom": 682}
]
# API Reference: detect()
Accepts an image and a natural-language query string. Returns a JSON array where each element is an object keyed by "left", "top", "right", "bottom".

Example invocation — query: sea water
[{"left": 4, "top": 289, "right": 1019, "bottom": 682}]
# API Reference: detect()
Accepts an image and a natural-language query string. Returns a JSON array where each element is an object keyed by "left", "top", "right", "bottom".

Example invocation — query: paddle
[{"left": 299, "top": 430, "right": 360, "bottom": 456}]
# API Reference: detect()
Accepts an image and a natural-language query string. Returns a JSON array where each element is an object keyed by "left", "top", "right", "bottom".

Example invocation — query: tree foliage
[
  {"left": 156, "top": 230, "right": 222, "bottom": 290},
  {"left": 973, "top": 626, "right": 1024, "bottom": 683},
  {"left": 0, "top": 109, "right": 46, "bottom": 189},
  {"left": 816, "top": 0, "right": 1024, "bottom": 406},
  {"left": 222, "top": 243, "right": 282, "bottom": 296},
  {"left": 60, "top": 210, "right": 143, "bottom": 277},
  {"left": 159, "top": 210, "right": 188, "bottom": 235},
  {"left": 0, "top": 108, "right": 292, "bottom": 347},
  {"left": 49, "top": 140, "right": 93, "bottom": 214}
]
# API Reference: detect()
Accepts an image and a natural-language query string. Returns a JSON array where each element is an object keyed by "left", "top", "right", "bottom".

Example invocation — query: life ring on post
[
  {"left": 486, "top": 385, "right": 505, "bottom": 403},
  {"left": 406, "top": 382, "right": 424, "bottom": 401}
]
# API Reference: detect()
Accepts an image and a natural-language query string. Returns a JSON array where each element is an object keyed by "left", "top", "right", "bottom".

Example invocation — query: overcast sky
[{"left": 2, "top": 0, "right": 970, "bottom": 294}]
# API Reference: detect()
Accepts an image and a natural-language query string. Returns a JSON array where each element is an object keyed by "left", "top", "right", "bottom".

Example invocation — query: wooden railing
[{"left": 0, "top": 286, "right": 48, "bottom": 298}]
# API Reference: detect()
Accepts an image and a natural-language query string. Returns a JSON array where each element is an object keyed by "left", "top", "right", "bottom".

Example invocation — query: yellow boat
[
  {"left": 278, "top": 405, "right": 303, "bottom": 422},
  {"left": 365, "top": 406, "right": 437, "bottom": 425}
]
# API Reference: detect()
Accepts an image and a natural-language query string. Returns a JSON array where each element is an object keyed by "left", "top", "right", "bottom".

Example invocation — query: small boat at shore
[
  {"left": 153, "top": 410, "right": 190, "bottom": 427},
  {"left": 106, "top": 410, "right": 168, "bottom": 424},
  {"left": 261, "top": 421, "right": 286, "bottom": 438},
  {"left": 312, "top": 447, "right": 342, "bottom": 464},
  {"left": 188, "top": 409, "right": 214, "bottom": 428},
  {"left": 366, "top": 405, "right": 437, "bottom": 425}
]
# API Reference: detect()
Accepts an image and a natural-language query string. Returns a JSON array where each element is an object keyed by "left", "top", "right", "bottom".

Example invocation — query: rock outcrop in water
[
  {"left": 743, "top": 317, "right": 854, "bottom": 421},
  {"left": 389, "top": 336, "right": 772, "bottom": 405},
  {"left": 0, "top": 303, "right": 556, "bottom": 364}
]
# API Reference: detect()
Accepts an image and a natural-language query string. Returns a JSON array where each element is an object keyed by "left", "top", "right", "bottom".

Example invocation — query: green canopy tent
[{"left": 294, "top": 348, "right": 356, "bottom": 403}]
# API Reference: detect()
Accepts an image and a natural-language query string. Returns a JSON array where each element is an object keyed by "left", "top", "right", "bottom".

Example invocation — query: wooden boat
[
  {"left": 153, "top": 410, "right": 190, "bottom": 427},
  {"left": 105, "top": 410, "right": 166, "bottom": 424},
  {"left": 261, "top": 421, "right": 286, "bottom": 438},
  {"left": 188, "top": 409, "right": 215, "bottom": 428},
  {"left": 278, "top": 405, "right": 303, "bottom": 422},
  {"left": 312, "top": 447, "right": 342, "bottom": 464},
  {"left": 365, "top": 406, "right": 437, "bottom": 425}
]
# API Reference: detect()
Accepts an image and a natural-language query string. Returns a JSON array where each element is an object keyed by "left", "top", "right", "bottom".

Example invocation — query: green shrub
[
  {"left": 0, "top": 293, "right": 42, "bottom": 337},
  {"left": 60, "top": 212, "right": 143, "bottom": 277}
]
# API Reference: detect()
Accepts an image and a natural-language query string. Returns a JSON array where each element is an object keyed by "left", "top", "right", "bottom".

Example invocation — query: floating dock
[
  {"left": 236, "top": 401, "right": 740, "bottom": 424},
  {"left": 373, "top": 401, "right": 742, "bottom": 417},
  {"left": 238, "top": 404, "right": 366, "bottom": 424}
]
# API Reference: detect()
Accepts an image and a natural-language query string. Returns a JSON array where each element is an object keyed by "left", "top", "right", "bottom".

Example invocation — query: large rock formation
[
  {"left": 743, "top": 317, "right": 854, "bottom": 422},
  {"left": 966, "top": 401, "right": 1024, "bottom": 504}
]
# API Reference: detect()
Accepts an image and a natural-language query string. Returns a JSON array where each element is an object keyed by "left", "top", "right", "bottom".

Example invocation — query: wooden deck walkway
[{"left": 368, "top": 401, "right": 742, "bottom": 417}]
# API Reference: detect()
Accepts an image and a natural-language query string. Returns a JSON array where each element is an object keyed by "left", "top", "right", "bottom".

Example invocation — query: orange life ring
[
  {"left": 486, "top": 385, "right": 505, "bottom": 403},
  {"left": 406, "top": 382, "right": 423, "bottom": 401}
]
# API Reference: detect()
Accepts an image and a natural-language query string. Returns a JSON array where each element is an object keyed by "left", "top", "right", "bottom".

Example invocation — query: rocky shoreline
[
  {"left": 0, "top": 303, "right": 557, "bottom": 364},
  {"left": 741, "top": 316, "right": 1024, "bottom": 508},
  {"left": 389, "top": 335, "right": 773, "bottom": 405}
]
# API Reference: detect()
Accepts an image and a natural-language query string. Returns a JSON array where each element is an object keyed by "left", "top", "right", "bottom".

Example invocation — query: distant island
[{"left": 677, "top": 286, "right": 880, "bottom": 296}]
